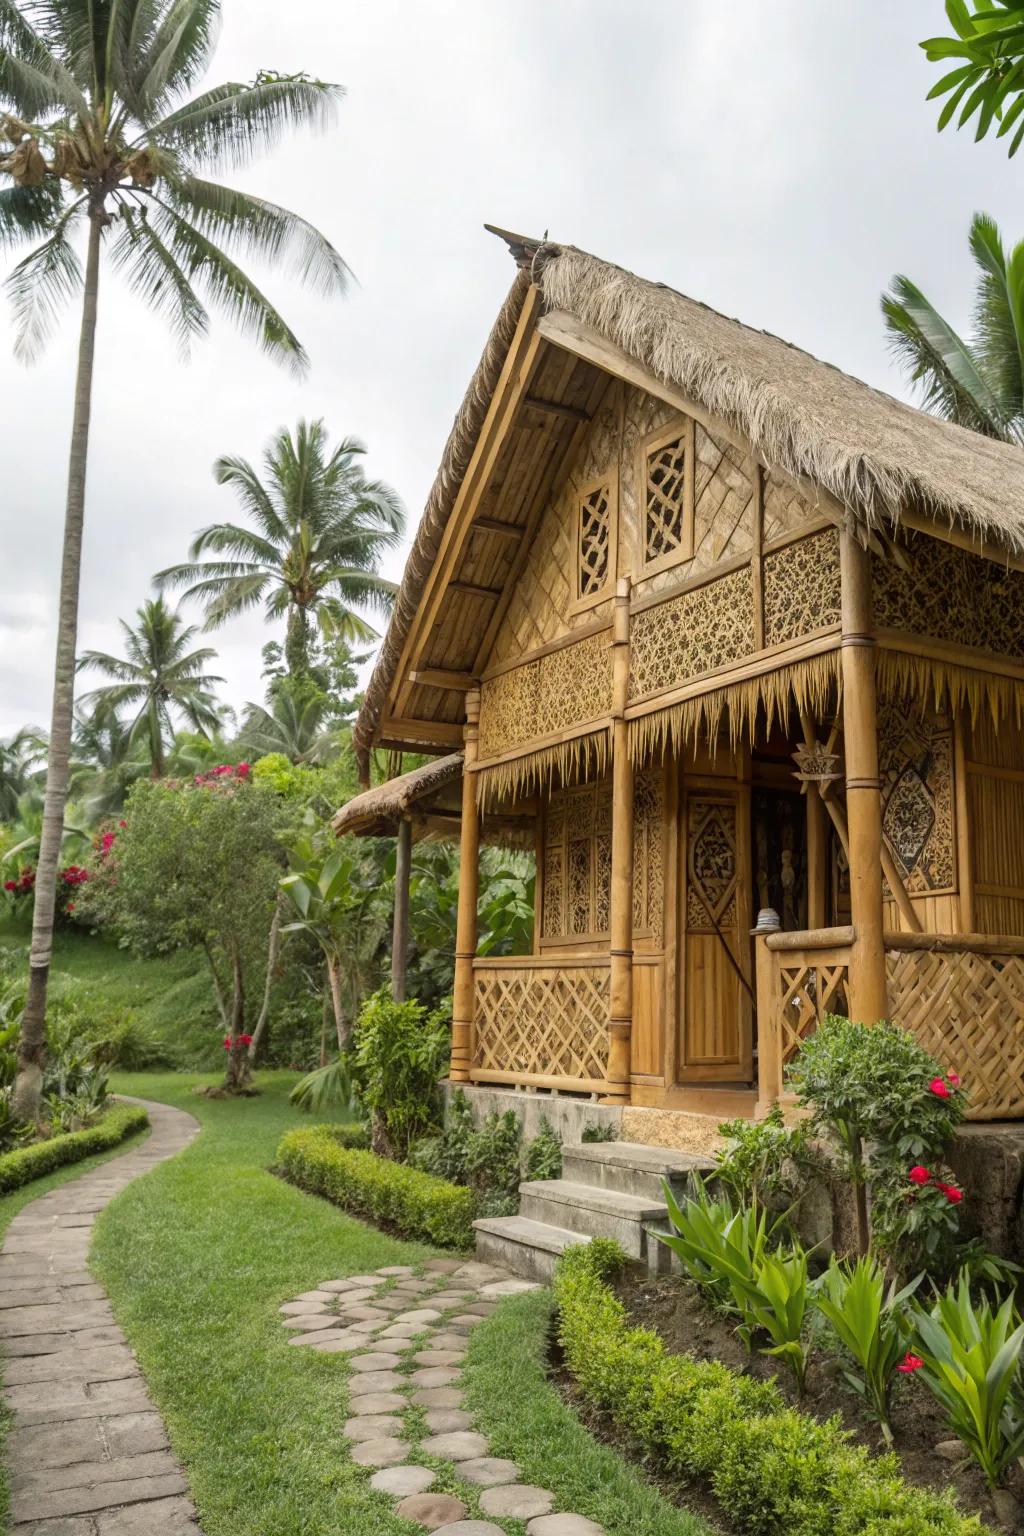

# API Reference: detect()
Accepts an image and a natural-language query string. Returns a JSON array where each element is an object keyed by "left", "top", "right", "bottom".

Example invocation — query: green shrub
[
  {"left": 276, "top": 1124, "right": 474, "bottom": 1248},
  {"left": 465, "top": 1108, "right": 522, "bottom": 1215},
  {"left": 349, "top": 991, "right": 450, "bottom": 1158},
  {"left": 524, "top": 1118, "right": 562, "bottom": 1182},
  {"left": 413, "top": 1088, "right": 476, "bottom": 1183},
  {"left": 553, "top": 1242, "right": 981, "bottom": 1536},
  {"left": 715, "top": 1103, "right": 811, "bottom": 1219},
  {"left": 0, "top": 1103, "right": 148, "bottom": 1194},
  {"left": 324, "top": 1123, "right": 371, "bottom": 1151},
  {"left": 581, "top": 1122, "right": 616, "bottom": 1143}
]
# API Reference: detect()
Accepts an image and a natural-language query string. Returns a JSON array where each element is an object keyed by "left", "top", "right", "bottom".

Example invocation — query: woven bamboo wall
[{"left": 968, "top": 713, "right": 1024, "bottom": 935}]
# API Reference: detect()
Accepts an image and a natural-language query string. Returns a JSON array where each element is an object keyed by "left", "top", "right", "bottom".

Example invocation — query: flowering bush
[
  {"left": 223, "top": 1034, "right": 253, "bottom": 1050},
  {"left": 193, "top": 762, "right": 250, "bottom": 787},
  {"left": 2, "top": 865, "right": 34, "bottom": 906}
]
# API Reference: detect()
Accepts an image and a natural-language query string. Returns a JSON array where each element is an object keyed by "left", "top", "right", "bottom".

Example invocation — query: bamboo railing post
[
  {"left": 451, "top": 689, "right": 481, "bottom": 1082},
  {"left": 840, "top": 531, "right": 889, "bottom": 1023},
  {"left": 605, "top": 578, "right": 634, "bottom": 1103},
  {"left": 754, "top": 922, "right": 783, "bottom": 1117},
  {"left": 391, "top": 816, "right": 412, "bottom": 1004}
]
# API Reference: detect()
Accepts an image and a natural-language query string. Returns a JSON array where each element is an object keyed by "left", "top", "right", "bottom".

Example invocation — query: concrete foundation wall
[{"left": 442, "top": 1083, "right": 622, "bottom": 1145}]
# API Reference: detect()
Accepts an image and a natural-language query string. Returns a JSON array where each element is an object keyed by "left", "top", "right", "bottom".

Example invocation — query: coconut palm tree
[
  {"left": 155, "top": 419, "right": 405, "bottom": 675},
  {"left": 0, "top": 728, "right": 45, "bottom": 822},
  {"left": 1, "top": 1, "right": 348, "bottom": 1119},
  {"left": 68, "top": 698, "right": 148, "bottom": 817},
  {"left": 78, "top": 597, "right": 225, "bottom": 778},
  {"left": 237, "top": 689, "right": 343, "bottom": 766},
  {"left": 882, "top": 212, "right": 1024, "bottom": 444}
]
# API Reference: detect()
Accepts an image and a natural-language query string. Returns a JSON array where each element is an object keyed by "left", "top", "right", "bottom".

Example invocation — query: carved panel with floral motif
[
  {"left": 629, "top": 565, "right": 755, "bottom": 703},
  {"left": 878, "top": 704, "right": 955, "bottom": 895}
]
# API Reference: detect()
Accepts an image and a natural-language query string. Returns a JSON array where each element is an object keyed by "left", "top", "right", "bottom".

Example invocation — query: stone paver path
[
  {"left": 280, "top": 1257, "right": 606, "bottom": 1535},
  {"left": 1, "top": 1096, "right": 201, "bottom": 1534}
]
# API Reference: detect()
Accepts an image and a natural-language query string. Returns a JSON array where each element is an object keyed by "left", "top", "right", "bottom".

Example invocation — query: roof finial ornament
[{"left": 483, "top": 222, "right": 559, "bottom": 274}]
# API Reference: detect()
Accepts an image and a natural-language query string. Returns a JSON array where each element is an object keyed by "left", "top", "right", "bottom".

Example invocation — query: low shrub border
[
  {"left": 553, "top": 1240, "right": 981, "bottom": 1536},
  {"left": 276, "top": 1124, "right": 475, "bottom": 1248},
  {"left": 0, "top": 1102, "right": 149, "bottom": 1195}
]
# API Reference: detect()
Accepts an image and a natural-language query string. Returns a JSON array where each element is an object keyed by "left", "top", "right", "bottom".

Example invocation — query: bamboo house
[{"left": 343, "top": 229, "right": 1024, "bottom": 1146}]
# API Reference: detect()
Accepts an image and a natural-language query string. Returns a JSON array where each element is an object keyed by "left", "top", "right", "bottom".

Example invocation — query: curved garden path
[{"left": 0, "top": 1096, "right": 201, "bottom": 1535}]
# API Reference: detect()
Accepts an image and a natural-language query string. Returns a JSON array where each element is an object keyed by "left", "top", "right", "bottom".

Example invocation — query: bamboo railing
[{"left": 470, "top": 954, "right": 611, "bottom": 1095}]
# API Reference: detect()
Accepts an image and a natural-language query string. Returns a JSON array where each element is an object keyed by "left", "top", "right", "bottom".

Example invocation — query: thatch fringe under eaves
[{"left": 332, "top": 753, "right": 463, "bottom": 837}]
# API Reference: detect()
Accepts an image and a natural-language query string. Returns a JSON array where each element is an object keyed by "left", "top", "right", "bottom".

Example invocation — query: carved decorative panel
[
  {"left": 542, "top": 782, "right": 612, "bottom": 941},
  {"left": 878, "top": 704, "right": 955, "bottom": 894},
  {"left": 578, "top": 481, "right": 612, "bottom": 599},
  {"left": 629, "top": 564, "right": 755, "bottom": 703},
  {"left": 535, "top": 632, "right": 614, "bottom": 737},
  {"left": 873, "top": 535, "right": 1024, "bottom": 661},
  {"left": 632, "top": 768, "right": 665, "bottom": 942},
  {"left": 687, "top": 801, "right": 739, "bottom": 928},
  {"left": 763, "top": 528, "right": 842, "bottom": 647},
  {"left": 643, "top": 433, "right": 688, "bottom": 567},
  {"left": 478, "top": 662, "right": 539, "bottom": 760}
]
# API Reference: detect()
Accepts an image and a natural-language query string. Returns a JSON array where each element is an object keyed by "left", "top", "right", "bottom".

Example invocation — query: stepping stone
[
  {"left": 431, "top": 1291, "right": 477, "bottom": 1305},
  {"left": 424, "top": 1259, "right": 463, "bottom": 1274},
  {"left": 346, "top": 1391, "right": 407, "bottom": 1415},
  {"left": 394, "top": 1309, "right": 442, "bottom": 1326},
  {"left": 310, "top": 1333, "right": 366, "bottom": 1354},
  {"left": 481, "top": 1486, "right": 555, "bottom": 1520},
  {"left": 395, "top": 1278, "right": 437, "bottom": 1293},
  {"left": 413, "top": 1349, "right": 466, "bottom": 1367},
  {"left": 396, "top": 1492, "right": 468, "bottom": 1529},
  {"left": 344, "top": 1274, "right": 386, "bottom": 1288},
  {"left": 328, "top": 1288, "right": 376, "bottom": 1307},
  {"left": 526, "top": 1518, "right": 604, "bottom": 1536},
  {"left": 379, "top": 1323, "right": 425, "bottom": 1340},
  {"left": 461, "top": 1303, "right": 497, "bottom": 1317},
  {"left": 370, "top": 1464, "right": 435, "bottom": 1496},
  {"left": 347, "top": 1370, "right": 405, "bottom": 1393},
  {"left": 349, "top": 1435, "right": 407, "bottom": 1467},
  {"left": 374, "top": 1296, "right": 409, "bottom": 1312},
  {"left": 348, "top": 1317, "right": 389, "bottom": 1334},
  {"left": 431, "top": 1523, "right": 504, "bottom": 1536},
  {"left": 410, "top": 1367, "right": 461, "bottom": 1388},
  {"left": 480, "top": 1279, "right": 542, "bottom": 1297},
  {"left": 377, "top": 1265, "right": 416, "bottom": 1276},
  {"left": 295, "top": 1289, "right": 336, "bottom": 1302},
  {"left": 289, "top": 1329, "right": 349, "bottom": 1348},
  {"left": 339, "top": 1305, "right": 389, "bottom": 1323},
  {"left": 419, "top": 1430, "right": 489, "bottom": 1460},
  {"left": 280, "top": 1300, "right": 329, "bottom": 1315},
  {"left": 283, "top": 1314, "right": 337, "bottom": 1332},
  {"left": 431, "top": 1334, "right": 473, "bottom": 1352},
  {"left": 350, "top": 1351, "right": 403, "bottom": 1373},
  {"left": 452, "top": 1263, "right": 508, "bottom": 1284},
  {"left": 343, "top": 1413, "right": 404, "bottom": 1441},
  {"left": 423, "top": 1408, "right": 473, "bottom": 1433},
  {"left": 411, "top": 1387, "right": 465, "bottom": 1409},
  {"left": 317, "top": 1278, "right": 362, "bottom": 1293},
  {"left": 448, "top": 1315, "right": 485, "bottom": 1329},
  {"left": 458, "top": 1457, "right": 521, "bottom": 1487}
]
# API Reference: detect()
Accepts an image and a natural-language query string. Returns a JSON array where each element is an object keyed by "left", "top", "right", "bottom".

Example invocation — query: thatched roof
[
  {"left": 332, "top": 754, "right": 462, "bottom": 837},
  {"left": 355, "top": 233, "right": 1024, "bottom": 773}
]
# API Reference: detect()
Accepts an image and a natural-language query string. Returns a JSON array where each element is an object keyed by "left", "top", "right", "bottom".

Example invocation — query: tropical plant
[
  {"left": 921, "top": 2, "right": 1024, "bottom": 155},
  {"left": 407, "top": 843, "right": 535, "bottom": 1008},
  {"left": 714, "top": 1104, "right": 811, "bottom": 1221},
  {"left": 815, "top": 1255, "right": 921, "bottom": 1442},
  {"left": 658, "top": 1181, "right": 769, "bottom": 1315},
  {"left": 67, "top": 699, "right": 148, "bottom": 817},
  {"left": 882, "top": 213, "right": 1024, "bottom": 442},
  {"left": 2, "top": 0, "right": 348, "bottom": 1120},
  {"left": 156, "top": 420, "right": 404, "bottom": 674},
  {"left": 911, "top": 1274, "right": 1024, "bottom": 1486},
  {"left": 740, "top": 1245, "right": 812, "bottom": 1394},
  {"left": 237, "top": 687, "right": 342, "bottom": 766},
  {"left": 524, "top": 1118, "right": 563, "bottom": 1182},
  {"left": 788, "top": 1015, "right": 966, "bottom": 1256},
  {"left": 348, "top": 989, "right": 450, "bottom": 1159},
  {"left": 0, "top": 727, "right": 44, "bottom": 821},
  {"left": 77, "top": 597, "right": 224, "bottom": 778}
]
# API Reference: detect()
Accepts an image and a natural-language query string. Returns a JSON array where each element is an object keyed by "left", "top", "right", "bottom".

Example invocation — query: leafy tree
[
  {"left": 922, "top": 1, "right": 1024, "bottom": 155},
  {"left": 67, "top": 699, "right": 148, "bottom": 818},
  {"left": 0, "top": 728, "right": 45, "bottom": 821},
  {"left": 83, "top": 774, "right": 285, "bottom": 1090},
  {"left": 155, "top": 420, "right": 404, "bottom": 675},
  {"left": 408, "top": 844, "right": 535, "bottom": 1008},
  {"left": 78, "top": 597, "right": 224, "bottom": 777},
  {"left": 882, "top": 212, "right": 1024, "bottom": 442},
  {"left": 1, "top": 0, "right": 348, "bottom": 1120}
]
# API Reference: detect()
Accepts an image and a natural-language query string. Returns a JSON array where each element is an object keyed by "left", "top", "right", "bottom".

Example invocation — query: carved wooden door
[{"left": 678, "top": 789, "right": 754, "bottom": 1083}]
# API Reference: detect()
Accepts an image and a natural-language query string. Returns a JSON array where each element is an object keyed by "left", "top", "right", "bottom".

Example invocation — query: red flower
[
  {"left": 929, "top": 1077, "right": 951, "bottom": 1099},
  {"left": 897, "top": 1352, "right": 923, "bottom": 1373},
  {"left": 238, "top": 1033, "right": 253, "bottom": 1047},
  {"left": 3, "top": 881, "right": 15, "bottom": 892},
  {"left": 908, "top": 1165, "right": 931, "bottom": 1185},
  {"left": 223, "top": 1035, "right": 232, "bottom": 1050},
  {"left": 935, "top": 1182, "right": 963, "bottom": 1205},
  {"left": 235, "top": 762, "right": 251, "bottom": 778},
  {"left": 118, "top": 819, "right": 127, "bottom": 828},
  {"left": 947, "top": 1072, "right": 961, "bottom": 1088}
]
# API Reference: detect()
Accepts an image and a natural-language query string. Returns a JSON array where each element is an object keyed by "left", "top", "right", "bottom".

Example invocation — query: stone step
[
  {"left": 518, "top": 1178, "right": 670, "bottom": 1262},
  {"left": 562, "top": 1140, "right": 716, "bottom": 1201},
  {"left": 473, "top": 1216, "right": 589, "bottom": 1284}
]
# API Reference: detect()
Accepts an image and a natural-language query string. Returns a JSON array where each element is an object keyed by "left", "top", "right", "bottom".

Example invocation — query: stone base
[{"left": 441, "top": 1083, "right": 622, "bottom": 1144}]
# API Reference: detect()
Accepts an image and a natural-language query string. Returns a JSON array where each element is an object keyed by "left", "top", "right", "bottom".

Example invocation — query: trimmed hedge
[
  {"left": 0, "top": 1103, "right": 149, "bottom": 1195},
  {"left": 554, "top": 1240, "right": 981, "bottom": 1536},
  {"left": 276, "top": 1125, "right": 475, "bottom": 1248}
]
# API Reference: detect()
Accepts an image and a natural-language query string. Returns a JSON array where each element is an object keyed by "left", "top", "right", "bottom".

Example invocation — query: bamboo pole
[
  {"left": 754, "top": 934, "right": 783, "bottom": 1117},
  {"left": 451, "top": 690, "right": 481, "bottom": 1081},
  {"left": 839, "top": 532, "right": 889, "bottom": 1023},
  {"left": 605, "top": 578, "right": 634, "bottom": 1103},
  {"left": 392, "top": 817, "right": 412, "bottom": 1003}
]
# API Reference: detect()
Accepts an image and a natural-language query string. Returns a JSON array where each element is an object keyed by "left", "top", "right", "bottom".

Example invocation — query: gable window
[
  {"left": 573, "top": 471, "right": 617, "bottom": 612},
  {"left": 639, "top": 417, "right": 695, "bottom": 576}
]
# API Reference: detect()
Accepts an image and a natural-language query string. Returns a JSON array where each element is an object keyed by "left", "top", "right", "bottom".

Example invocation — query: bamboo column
[
  {"left": 451, "top": 689, "right": 481, "bottom": 1082},
  {"left": 839, "top": 531, "right": 889, "bottom": 1023},
  {"left": 391, "top": 816, "right": 412, "bottom": 1003},
  {"left": 605, "top": 578, "right": 634, "bottom": 1103}
]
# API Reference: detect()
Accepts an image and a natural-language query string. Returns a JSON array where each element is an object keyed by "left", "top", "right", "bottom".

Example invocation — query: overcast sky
[{"left": 1, "top": 1, "right": 1020, "bottom": 739}]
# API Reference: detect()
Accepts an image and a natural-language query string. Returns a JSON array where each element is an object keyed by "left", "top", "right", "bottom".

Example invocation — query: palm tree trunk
[
  {"left": 285, "top": 606, "right": 310, "bottom": 676},
  {"left": 13, "top": 215, "right": 103, "bottom": 1122},
  {"left": 326, "top": 955, "right": 348, "bottom": 1051}
]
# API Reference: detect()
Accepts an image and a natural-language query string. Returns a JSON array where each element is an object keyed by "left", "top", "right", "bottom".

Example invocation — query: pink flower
[
  {"left": 235, "top": 762, "right": 251, "bottom": 778},
  {"left": 929, "top": 1077, "right": 951, "bottom": 1099},
  {"left": 947, "top": 1072, "right": 961, "bottom": 1088},
  {"left": 897, "top": 1352, "right": 923, "bottom": 1374},
  {"left": 908, "top": 1166, "right": 931, "bottom": 1186},
  {"left": 118, "top": 820, "right": 127, "bottom": 828}
]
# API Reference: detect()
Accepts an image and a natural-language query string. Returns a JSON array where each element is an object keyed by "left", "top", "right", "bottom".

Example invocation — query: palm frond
[
  {"left": 184, "top": 520, "right": 281, "bottom": 564},
  {"left": 0, "top": 180, "right": 66, "bottom": 253},
  {"left": 0, "top": 1, "right": 87, "bottom": 115},
  {"left": 5, "top": 203, "right": 85, "bottom": 362},
  {"left": 882, "top": 274, "right": 1011, "bottom": 439},
  {"left": 127, "top": 0, "right": 221, "bottom": 118},
  {"left": 162, "top": 174, "right": 350, "bottom": 296},
  {"left": 109, "top": 201, "right": 209, "bottom": 351},
  {"left": 969, "top": 211, "right": 1024, "bottom": 428},
  {"left": 147, "top": 196, "right": 308, "bottom": 374},
  {"left": 147, "top": 76, "right": 343, "bottom": 171},
  {"left": 212, "top": 453, "right": 288, "bottom": 543}
]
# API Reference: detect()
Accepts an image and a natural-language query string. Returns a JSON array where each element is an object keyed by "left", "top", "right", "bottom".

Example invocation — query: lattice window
[
  {"left": 644, "top": 432, "right": 689, "bottom": 567},
  {"left": 542, "top": 781, "right": 611, "bottom": 942},
  {"left": 577, "top": 480, "right": 612, "bottom": 602}
]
